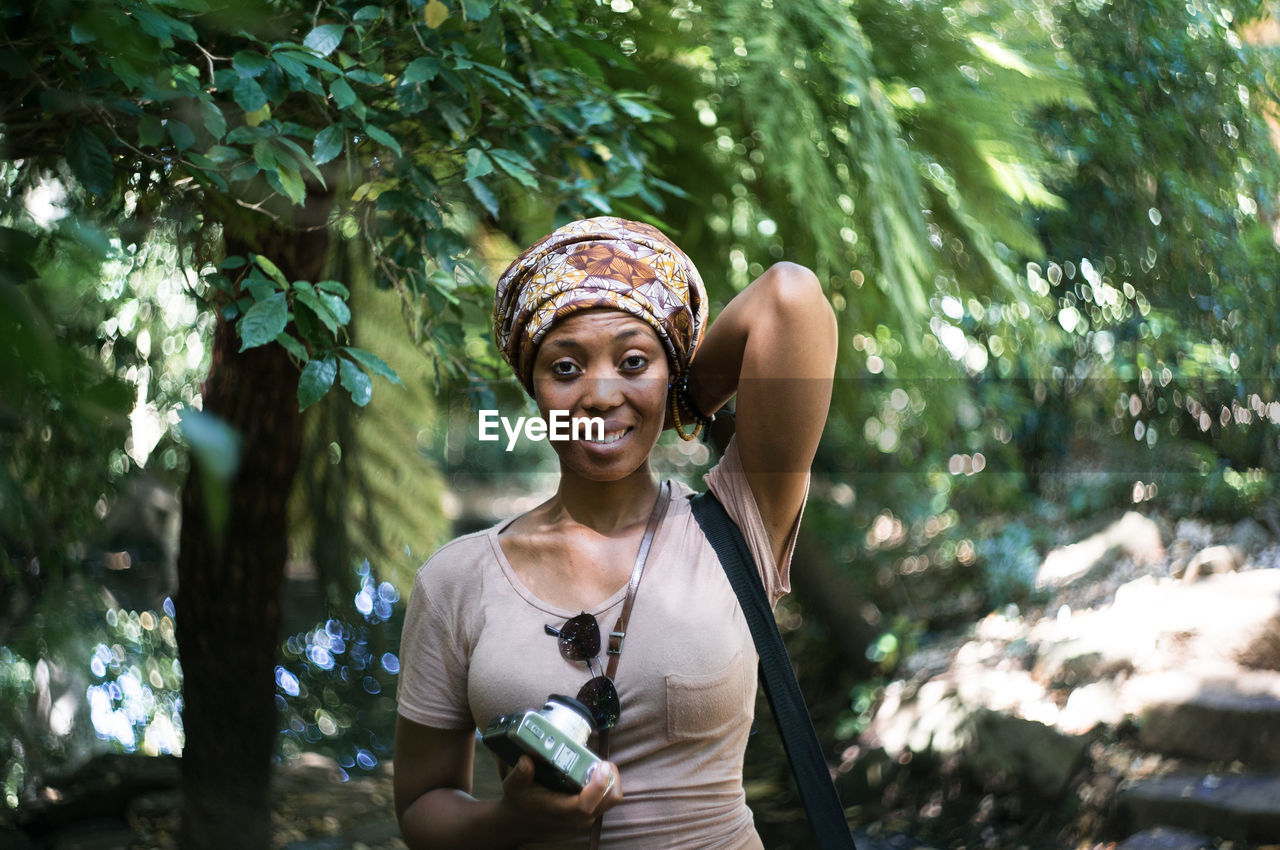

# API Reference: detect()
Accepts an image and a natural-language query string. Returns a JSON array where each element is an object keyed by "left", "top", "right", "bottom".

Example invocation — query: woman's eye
[
  {"left": 621, "top": 355, "right": 648, "bottom": 371},
  {"left": 551, "top": 360, "right": 579, "bottom": 377}
]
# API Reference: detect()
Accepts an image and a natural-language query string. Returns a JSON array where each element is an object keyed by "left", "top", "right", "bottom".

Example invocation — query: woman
[{"left": 395, "top": 217, "right": 836, "bottom": 849}]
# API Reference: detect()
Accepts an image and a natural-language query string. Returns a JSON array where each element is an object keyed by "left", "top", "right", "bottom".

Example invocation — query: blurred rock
[
  {"left": 864, "top": 675, "right": 1087, "bottom": 799},
  {"left": 1058, "top": 680, "right": 1125, "bottom": 734},
  {"left": 1127, "top": 670, "right": 1280, "bottom": 767},
  {"left": 1033, "top": 642, "right": 1133, "bottom": 689},
  {"left": 17, "top": 754, "right": 179, "bottom": 837},
  {"left": 1118, "top": 771, "right": 1280, "bottom": 842},
  {"left": 1230, "top": 517, "right": 1271, "bottom": 554},
  {"left": 961, "top": 709, "right": 1088, "bottom": 798},
  {"left": 1118, "top": 826, "right": 1213, "bottom": 850},
  {"left": 1177, "top": 544, "right": 1243, "bottom": 581},
  {"left": 1037, "top": 512, "right": 1163, "bottom": 589}
]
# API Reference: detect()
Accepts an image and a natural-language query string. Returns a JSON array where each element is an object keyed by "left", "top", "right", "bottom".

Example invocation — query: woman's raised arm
[{"left": 686, "top": 262, "right": 837, "bottom": 564}]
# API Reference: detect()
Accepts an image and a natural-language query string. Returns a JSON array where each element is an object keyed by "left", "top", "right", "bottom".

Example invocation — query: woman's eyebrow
[
  {"left": 543, "top": 329, "right": 653, "bottom": 352},
  {"left": 541, "top": 338, "right": 585, "bottom": 353}
]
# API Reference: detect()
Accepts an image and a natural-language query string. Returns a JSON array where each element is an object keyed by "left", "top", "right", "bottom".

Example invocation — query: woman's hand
[
  {"left": 498, "top": 755, "right": 623, "bottom": 834},
  {"left": 395, "top": 718, "right": 622, "bottom": 849}
]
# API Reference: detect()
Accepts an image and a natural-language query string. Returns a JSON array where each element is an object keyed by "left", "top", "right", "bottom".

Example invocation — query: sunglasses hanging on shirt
[{"left": 545, "top": 612, "right": 622, "bottom": 731}]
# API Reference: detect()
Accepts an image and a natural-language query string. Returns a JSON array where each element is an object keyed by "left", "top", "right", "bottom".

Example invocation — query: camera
[{"left": 482, "top": 694, "right": 604, "bottom": 793}]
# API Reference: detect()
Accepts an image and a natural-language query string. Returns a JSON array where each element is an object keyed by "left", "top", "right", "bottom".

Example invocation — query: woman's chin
[{"left": 555, "top": 429, "right": 658, "bottom": 482}]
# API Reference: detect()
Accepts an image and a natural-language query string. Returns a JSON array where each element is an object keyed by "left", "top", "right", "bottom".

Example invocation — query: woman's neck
[{"left": 550, "top": 467, "right": 661, "bottom": 535}]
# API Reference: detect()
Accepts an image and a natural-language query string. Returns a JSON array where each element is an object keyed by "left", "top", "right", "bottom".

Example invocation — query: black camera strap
[
  {"left": 589, "top": 479, "right": 671, "bottom": 850},
  {"left": 690, "top": 490, "right": 858, "bottom": 850}
]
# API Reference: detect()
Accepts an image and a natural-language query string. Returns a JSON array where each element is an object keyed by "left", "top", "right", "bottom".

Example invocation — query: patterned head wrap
[{"left": 493, "top": 216, "right": 708, "bottom": 395}]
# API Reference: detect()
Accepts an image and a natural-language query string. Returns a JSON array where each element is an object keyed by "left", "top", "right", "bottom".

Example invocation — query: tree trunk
[{"left": 175, "top": 214, "right": 329, "bottom": 850}]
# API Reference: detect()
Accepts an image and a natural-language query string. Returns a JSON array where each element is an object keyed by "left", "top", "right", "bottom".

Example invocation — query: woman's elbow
[{"left": 759, "top": 262, "right": 837, "bottom": 342}]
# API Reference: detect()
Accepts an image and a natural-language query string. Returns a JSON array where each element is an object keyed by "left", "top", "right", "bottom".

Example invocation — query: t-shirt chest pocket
[{"left": 664, "top": 649, "right": 749, "bottom": 741}]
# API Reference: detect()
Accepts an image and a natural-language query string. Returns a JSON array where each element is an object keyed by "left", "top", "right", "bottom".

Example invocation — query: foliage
[
  {"left": 1032, "top": 0, "right": 1280, "bottom": 474},
  {"left": 0, "top": 178, "right": 138, "bottom": 579},
  {"left": 612, "top": 0, "right": 1081, "bottom": 309},
  {"left": 1, "top": 0, "right": 675, "bottom": 410},
  {"left": 977, "top": 519, "right": 1043, "bottom": 608},
  {"left": 290, "top": 246, "right": 453, "bottom": 596}
]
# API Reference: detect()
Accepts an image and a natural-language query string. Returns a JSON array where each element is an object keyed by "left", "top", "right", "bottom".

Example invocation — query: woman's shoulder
[{"left": 413, "top": 522, "right": 504, "bottom": 593}]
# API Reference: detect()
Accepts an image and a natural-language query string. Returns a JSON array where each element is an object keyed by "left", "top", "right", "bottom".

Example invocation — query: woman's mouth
[{"left": 584, "top": 427, "right": 632, "bottom": 446}]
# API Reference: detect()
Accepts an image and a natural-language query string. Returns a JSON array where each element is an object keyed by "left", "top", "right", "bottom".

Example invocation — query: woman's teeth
[{"left": 588, "top": 429, "right": 628, "bottom": 445}]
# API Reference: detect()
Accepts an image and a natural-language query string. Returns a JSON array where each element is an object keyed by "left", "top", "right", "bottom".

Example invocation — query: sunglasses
[{"left": 544, "top": 612, "right": 622, "bottom": 731}]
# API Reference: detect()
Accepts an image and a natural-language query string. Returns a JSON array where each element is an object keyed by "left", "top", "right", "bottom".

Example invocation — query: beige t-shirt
[{"left": 397, "top": 438, "right": 802, "bottom": 849}]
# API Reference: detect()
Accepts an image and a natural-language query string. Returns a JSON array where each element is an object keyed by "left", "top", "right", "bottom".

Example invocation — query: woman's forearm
[{"left": 399, "top": 788, "right": 532, "bottom": 850}]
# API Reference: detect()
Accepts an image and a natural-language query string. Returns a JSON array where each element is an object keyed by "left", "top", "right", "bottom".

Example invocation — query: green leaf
[
  {"left": 252, "top": 138, "right": 277, "bottom": 171},
  {"left": 226, "top": 124, "right": 271, "bottom": 144},
  {"left": 178, "top": 409, "right": 241, "bottom": 481},
  {"left": 252, "top": 254, "right": 290, "bottom": 288},
  {"left": 233, "top": 51, "right": 271, "bottom": 79},
  {"left": 66, "top": 124, "right": 113, "bottom": 196},
  {"left": 295, "top": 290, "right": 339, "bottom": 335},
  {"left": 615, "top": 94, "right": 655, "bottom": 121},
  {"left": 491, "top": 148, "right": 538, "bottom": 188},
  {"left": 277, "top": 167, "right": 308, "bottom": 204},
  {"left": 272, "top": 50, "right": 310, "bottom": 83},
  {"left": 298, "top": 354, "right": 338, "bottom": 410},
  {"left": 279, "top": 49, "right": 342, "bottom": 75},
  {"left": 238, "top": 291, "right": 288, "bottom": 351},
  {"left": 330, "top": 78, "right": 357, "bottom": 109},
  {"left": 168, "top": 119, "right": 196, "bottom": 151},
  {"left": 438, "top": 103, "right": 470, "bottom": 137},
  {"left": 345, "top": 69, "right": 384, "bottom": 86},
  {"left": 316, "top": 279, "right": 350, "bottom": 297},
  {"left": 362, "top": 124, "right": 401, "bottom": 156},
  {"left": 200, "top": 99, "right": 227, "bottom": 140},
  {"left": 229, "top": 161, "right": 259, "bottom": 182},
  {"left": 313, "top": 125, "right": 343, "bottom": 166},
  {"left": 244, "top": 276, "right": 276, "bottom": 302},
  {"left": 234, "top": 77, "right": 268, "bottom": 112},
  {"left": 464, "top": 147, "right": 494, "bottom": 180},
  {"left": 134, "top": 8, "right": 180, "bottom": 45},
  {"left": 275, "top": 332, "right": 310, "bottom": 363},
  {"left": 583, "top": 190, "right": 612, "bottom": 214},
  {"left": 404, "top": 57, "right": 441, "bottom": 84},
  {"left": 343, "top": 346, "right": 402, "bottom": 386},
  {"left": 461, "top": 0, "right": 492, "bottom": 21},
  {"left": 303, "top": 24, "right": 345, "bottom": 57},
  {"left": 138, "top": 115, "right": 164, "bottom": 147},
  {"left": 396, "top": 81, "right": 432, "bottom": 116},
  {"left": 353, "top": 5, "right": 383, "bottom": 23},
  {"left": 339, "top": 357, "right": 373, "bottom": 406},
  {"left": 466, "top": 177, "right": 498, "bottom": 217},
  {"left": 272, "top": 136, "right": 326, "bottom": 185},
  {"left": 69, "top": 20, "right": 97, "bottom": 44},
  {"left": 316, "top": 291, "right": 350, "bottom": 326},
  {"left": 205, "top": 145, "right": 239, "bottom": 164}
]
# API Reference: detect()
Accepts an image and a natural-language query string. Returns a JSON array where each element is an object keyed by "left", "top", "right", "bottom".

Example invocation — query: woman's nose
[{"left": 580, "top": 368, "right": 625, "bottom": 411}]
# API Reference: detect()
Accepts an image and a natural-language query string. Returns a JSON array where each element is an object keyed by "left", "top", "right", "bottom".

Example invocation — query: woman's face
[{"left": 531, "top": 309, "right": 670, "bottom": 482}]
